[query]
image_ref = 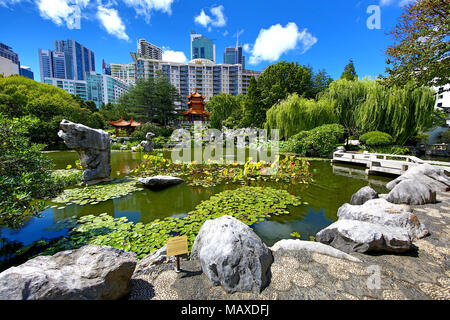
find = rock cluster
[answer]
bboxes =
[0,245,136,300]
[315,164,444,253]
[139,132,155,152]
[383,164,450,205]
[58,120,111,184]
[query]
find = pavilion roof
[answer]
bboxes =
[109,116,141,127]
[182,110,211,116]
[186,88,205,100]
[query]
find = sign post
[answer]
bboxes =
[166,236,188,273]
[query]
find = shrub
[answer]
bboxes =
[0,114,62,228]
[289,124,345,157]
[360,131,393,147]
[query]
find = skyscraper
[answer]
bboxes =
[190,31,215,62]
[137,39,162,60]
[223,46,245,70]
[39,39,95,82]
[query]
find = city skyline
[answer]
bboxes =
[1,1,413,83]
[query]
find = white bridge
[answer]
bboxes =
[332,150,450,176]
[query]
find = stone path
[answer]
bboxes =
[128,192,450,300]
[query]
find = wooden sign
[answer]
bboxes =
[166,236,188,257]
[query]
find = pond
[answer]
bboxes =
[0,150,393,267]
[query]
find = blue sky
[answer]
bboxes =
[0,0,414,82]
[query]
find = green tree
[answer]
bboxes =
[384,0,449,88]
[0,114,60,228]
[340,59,358,81]
[206,93,242,129]
[0,76,105,149]
[265,93,337,140]
[312,69,333,97]
[242,61,315,128]
[119,72,181,126]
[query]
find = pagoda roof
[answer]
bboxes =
[109,116,141,127]
[186,88,206,100]
[182,110,211,116]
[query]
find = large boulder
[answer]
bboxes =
[386,164,450,193]
[58,120,111,184]
[316,198,429,253]
[138,176,184,190]
[0,245,137,300]
[382,164,450,205]
[191,216,273,294]
[270,239,361,262]
[139,132,155,152]
[350,186,378,205]
[316,220,413,253]
[384,179,436,205]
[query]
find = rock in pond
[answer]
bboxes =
[138,176,184,190]
[0,245,136,300]
[58,119,111,184]
[316,198,429,253]
[191,216,273,294]
[350,186,378,205]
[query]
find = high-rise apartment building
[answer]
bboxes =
[131,54,260,110]
[20,66,34,80]
[44,72,129,108]
[39,39,95,82]
[190,31,215,62]
[111,62,136,86]
[137,39,162,60]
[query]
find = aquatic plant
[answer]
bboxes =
[40,186,302,259]
[133,154,313,187]
[51,180,143,208]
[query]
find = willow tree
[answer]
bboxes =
[265,93,337,140]
[357,82,436,144]
[318,79,368,139]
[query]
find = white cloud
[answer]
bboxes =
[194,9,212,27]
[248,22,318,65]
[210,5,226,27]
[0,0,26,8]
[162,49,187,63]
[122,0,174,23]
[243,43,251,53]
[97,6,129,41]
[36,0,88,29]
[194,5,227,29]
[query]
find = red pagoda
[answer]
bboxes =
[183,88,211,123]
[109,116,141,137]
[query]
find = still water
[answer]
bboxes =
[0,150,393,262]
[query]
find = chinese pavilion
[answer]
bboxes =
[183,88,211,123]
[109,116,141,137]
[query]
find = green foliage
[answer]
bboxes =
[0,76,105,149]
[360,131,393,147]
[99,102,128,122]
[242,61,316,128]
[51,169,82,189]
[340,59,358,81]
[134,154,313,187]
[319,79,436,145]
[41,187,303,258]
[0,114,62,227]
[206,93,243,129]
[265,93,337,140]
[289,124,345,157]
[290,232,301,238]
[131,122,173,140]
[384,0,449,88]
[118,72,181,126]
